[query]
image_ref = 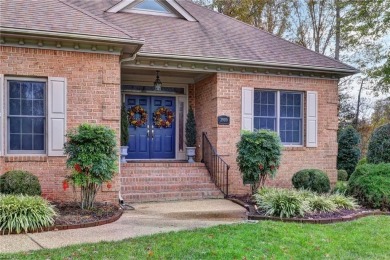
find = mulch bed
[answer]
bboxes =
[52,201,120,226]
[228,195,390,224]
[0,202,123,235]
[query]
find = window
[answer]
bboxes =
[7,79,46,154]
[133,0,170,13]
[254,90,303,145]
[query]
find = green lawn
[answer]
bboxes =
[2,216,390,260]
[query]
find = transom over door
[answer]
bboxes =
[126,95,175,159]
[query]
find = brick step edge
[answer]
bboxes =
[0,207,123,235]
[122,192,224,203]
[247,210,390,224]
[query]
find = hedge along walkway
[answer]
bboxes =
[0,199,246,253]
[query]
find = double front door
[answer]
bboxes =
[126,95,176,159]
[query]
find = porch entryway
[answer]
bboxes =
[125,95,176,159]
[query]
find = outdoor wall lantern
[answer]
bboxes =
[154,70,162,91]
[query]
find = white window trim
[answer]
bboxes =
[106,0,197,21]
[254,90,304,147]
[4,77,47,155]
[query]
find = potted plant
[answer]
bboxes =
[120,104,129,163]
[185,106,197,163]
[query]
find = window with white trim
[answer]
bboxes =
[254,90,303,145]
[7,78,46,154]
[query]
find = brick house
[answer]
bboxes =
[0,0,357,203]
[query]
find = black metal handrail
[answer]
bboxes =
[201,132,230,197]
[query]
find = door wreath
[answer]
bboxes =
[153,107,174,128]
[128,105,148,128]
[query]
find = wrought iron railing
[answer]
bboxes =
[201,132,230,197]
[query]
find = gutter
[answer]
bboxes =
[137,52,359,75]
[0,27,145,46]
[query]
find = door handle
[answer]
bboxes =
[147,125,150,138]
[151,125,154,139]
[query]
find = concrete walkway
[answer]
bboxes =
[0,199,247,254]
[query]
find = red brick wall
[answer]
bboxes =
[0,46,120,203]
[192,74,219,161]
[193,72,339,195]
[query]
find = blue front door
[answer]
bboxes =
[126,95,175,159]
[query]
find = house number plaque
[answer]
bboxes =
[217,115,230,125]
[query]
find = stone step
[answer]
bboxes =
[122,191,224,203]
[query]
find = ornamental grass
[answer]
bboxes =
[0,194,56,235]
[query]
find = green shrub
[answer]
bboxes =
[329,194,358,210]
[185,106,197,147]
[307,195,336,213]
[120,104,129,146]
[237,130,282,193]
[0,170,41,196]
[337,126,360,176]
[332,181,348,195]
[357,157,367,166]
[64,124,118,209]
[367,123,390,164]
[0,195,56,234]
[292,169,331,193]
[255,188,308,218]
[347,163,390,210]
[337,170,348,181]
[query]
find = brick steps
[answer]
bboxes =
[120,162,224,203]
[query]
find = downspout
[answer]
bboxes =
[118,52,137,209]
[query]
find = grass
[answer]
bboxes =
[1,216,389,259]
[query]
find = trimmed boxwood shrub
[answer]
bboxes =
[0,170,41,196]
[347,163,390,210]
[337,126,360,176]
[367,123,390,164]
[337,170,348,181]
[0,194,56,234]
[292,169,330,193]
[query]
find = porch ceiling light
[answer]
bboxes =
[154,70,162,91]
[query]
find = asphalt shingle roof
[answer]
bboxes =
[1,0,356,73]
[0,0,134,40]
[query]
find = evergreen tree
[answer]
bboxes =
[185,106,197,147]
[337,126,361,177]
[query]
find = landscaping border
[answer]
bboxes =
[228,198,390,224]
[1,208,123,235]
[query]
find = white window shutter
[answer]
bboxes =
[0,74,4,156]
[306,91,318,147]
[242,87,254,131]
[48,77,67,156]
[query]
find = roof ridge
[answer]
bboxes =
[57,0,135,40]
[185,0,357,71]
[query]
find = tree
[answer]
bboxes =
[64,124,118,209]
[236,130,282,194]
[209,0,293,37]
[337,126,361,177]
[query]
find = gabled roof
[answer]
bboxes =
[0,0,140,42]
[1,0,357,74]
[68,0,357,74]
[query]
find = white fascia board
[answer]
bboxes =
[106,0,135,13]
[166,0,197,21]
